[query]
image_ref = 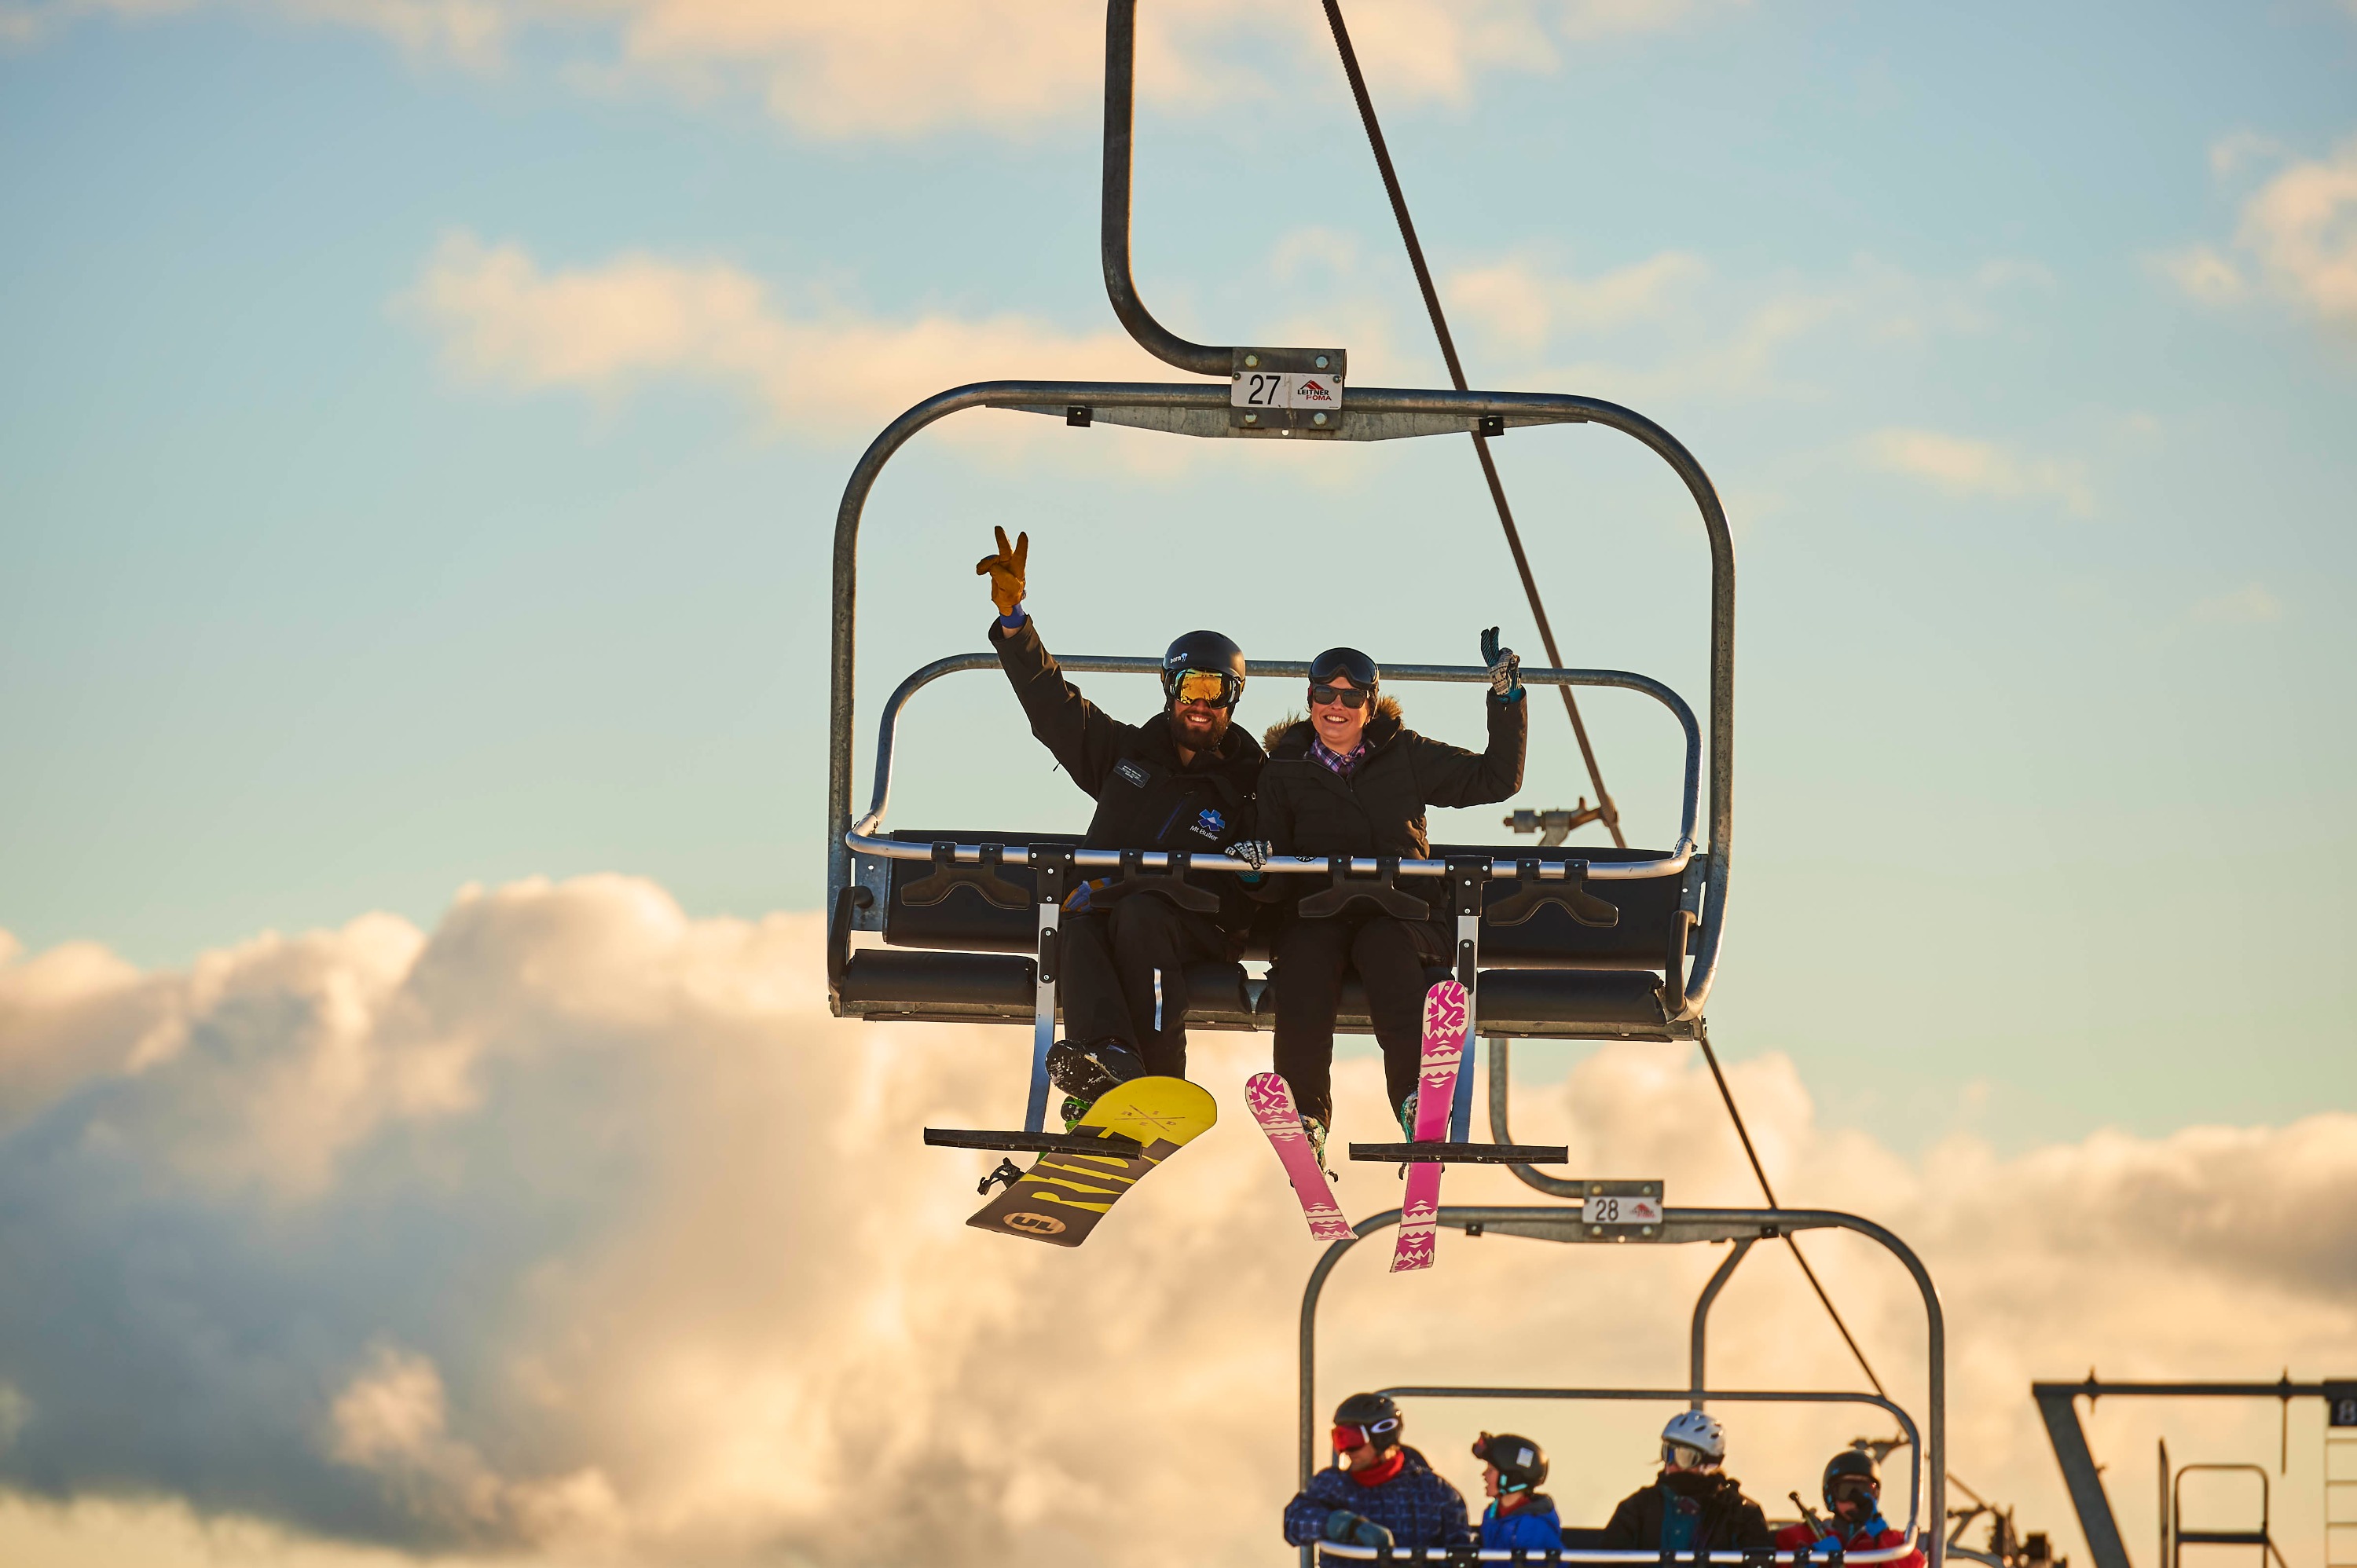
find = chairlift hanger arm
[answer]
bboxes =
[1100,0,1226,376]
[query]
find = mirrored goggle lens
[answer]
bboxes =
[1172,670,1234,705]
[1332,1425,1368,1452]
[1308,683,1370,709]
[1666,1443,1708,1467]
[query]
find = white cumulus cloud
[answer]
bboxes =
[0,0,1750,137]
[2164,133,2357,331]
[401,232,1166,435]
[1,878,2352,1566]
[1864,427,2094,516]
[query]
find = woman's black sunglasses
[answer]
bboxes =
[1307,683,1371,709]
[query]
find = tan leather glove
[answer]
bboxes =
[975,526,1028,617]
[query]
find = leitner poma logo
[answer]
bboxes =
[1294,378,1335,403]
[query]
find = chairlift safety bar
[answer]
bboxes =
[1315,1548,1922,1564]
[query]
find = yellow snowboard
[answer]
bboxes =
[966,1076,1217,1247]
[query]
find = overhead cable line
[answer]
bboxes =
[1321,0,1891,1412]
[1320,0,1625,848]
[1698,1024,1890,1401]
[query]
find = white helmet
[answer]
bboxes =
[1661,1410,1727,1464]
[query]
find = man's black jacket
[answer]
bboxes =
[1257,692,1526,862]
[990,614,1264,935]
[1599,1470,1774,1552]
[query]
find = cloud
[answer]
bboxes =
[1437,251,2047,405]
[1864,427,2095,515]
[2165,134,2357,330]
[2153,244,2247,302]
[2236,136,2357,327]
[2,0,1747,136]
[1450,250,1712,352]
[2,878,2355,1566]
[2191,583,2282,625]
[402,232,1164,435]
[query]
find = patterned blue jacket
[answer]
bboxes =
[1284,1446,1474,1551]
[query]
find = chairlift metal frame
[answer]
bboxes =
[1296,1204,1947,1568]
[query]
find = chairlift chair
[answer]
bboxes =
[825,1,1733,1154]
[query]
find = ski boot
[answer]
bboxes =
[1302,1112,1331,1175]
[1047,1036,1148,1133]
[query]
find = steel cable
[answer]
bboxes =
[1320,0,1624,847]
[1320,0,1893,1415]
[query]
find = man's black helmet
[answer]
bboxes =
[1163,630,1246,709]
[1333,1392,1402,1448]
[1474,1431,1549,1493]
[1310,646,1379,691]
[1824,1449,1881,1509]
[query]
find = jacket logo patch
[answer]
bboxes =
[1190,808,1226,841]
[1114,760,1150,788]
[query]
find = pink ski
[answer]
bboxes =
[1247,1072,1351,1241]
[1390,979,1471,1273]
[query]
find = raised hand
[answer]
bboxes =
[1479,625,1523,699]
[975,526,1028,617]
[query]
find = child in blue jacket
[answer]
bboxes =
[1475,1431,1565,1552]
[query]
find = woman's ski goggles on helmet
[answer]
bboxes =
[1308,683,1372,709]
[1663,1442,1713,1469]
[1309,646,1380,690]
[1165,669,1241,708]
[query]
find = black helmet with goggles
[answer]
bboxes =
[1824,1449,1881,1513]
[1331,1391,1403,1456]
[1163,630,1246,710]
[1307,647,1379,709]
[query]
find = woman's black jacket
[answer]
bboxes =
[1256,691,1526,863]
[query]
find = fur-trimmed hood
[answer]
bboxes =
[1264,693,1406,758]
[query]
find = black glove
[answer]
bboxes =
[1325,1509,1395,1548]
[1480,625,1523,701]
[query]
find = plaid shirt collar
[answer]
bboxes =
[1309,736,1368,776]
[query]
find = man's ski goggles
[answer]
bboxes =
[1333,1420,1399,1452]
[1829,1478,1879,1506]
[1308,682,1372,709]
[1166,669,1241,708]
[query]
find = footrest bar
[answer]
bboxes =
[925,1127,1146,1156]
[1347,1141,1573,1164]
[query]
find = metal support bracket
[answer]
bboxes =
[1025,847,1076,1134]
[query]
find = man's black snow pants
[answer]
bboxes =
[1270,911,1450,1127]
[1059,892,1229,1079]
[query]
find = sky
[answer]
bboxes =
[2,1,2355,1564]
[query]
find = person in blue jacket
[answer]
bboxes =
[1284,1393,1473,1555]
[1475,1431,1565,1551]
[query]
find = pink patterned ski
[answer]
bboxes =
[1390,979,1471,1273]
[1247,1072,1352,1241]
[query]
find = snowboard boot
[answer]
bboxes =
[1396,1089,1420,1140]
[1047,1036,1147,1132]
[1303,1113,1332,1176]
